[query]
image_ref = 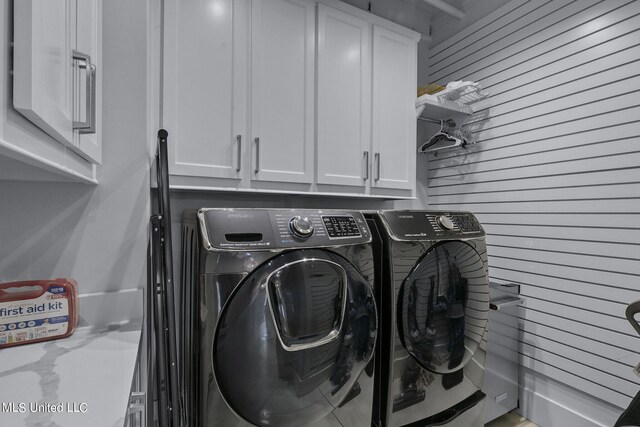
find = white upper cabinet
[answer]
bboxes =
[14,0,73,146]
[316,3,371,188]
[250,0,315,184]
[372,24,417,192]
[163,0,247,180]
[74,0,101,163]
[163,0,314,187]
[159,0,418,198]
[13,0,101,165]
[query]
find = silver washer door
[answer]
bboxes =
[398,241,489,374]
[213,249,377,427]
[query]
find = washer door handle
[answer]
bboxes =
[266,258,348,352]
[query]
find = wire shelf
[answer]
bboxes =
[436,82,489,107]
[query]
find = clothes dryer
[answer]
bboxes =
[180,208,378,427]
[365,210,489,427]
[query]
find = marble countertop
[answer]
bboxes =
[0,322,142,427]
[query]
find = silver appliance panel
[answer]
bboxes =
[378,210,484,241]
[213,249,377,427]
[197,208,371,251]
[397,241,488,375]
[483,283,522,423]
[365,211,490,427]
[181,208,378,427]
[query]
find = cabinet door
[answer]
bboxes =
[14,0,74,148]
[251,0,314,184]
[73,0,101,164]
[371,25,416,191]
[163,0,247,179]
[14,0,101,165]
[316,4,371,188]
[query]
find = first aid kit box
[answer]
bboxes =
[0,278,79,348]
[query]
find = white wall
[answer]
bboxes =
[0,0,150,327]
[425,0,640,425]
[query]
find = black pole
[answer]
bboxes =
[151,215,169,427]
[154,129,181,426]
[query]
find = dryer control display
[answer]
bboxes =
[323,216,361,238]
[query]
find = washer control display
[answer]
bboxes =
[323,216,361,238]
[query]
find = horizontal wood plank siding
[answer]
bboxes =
[426,0,640,423]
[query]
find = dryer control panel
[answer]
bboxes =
[198,209,371,250]
[379,210,484,241]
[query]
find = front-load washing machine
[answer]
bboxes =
[365,210,490,427]
[180,208,378,427]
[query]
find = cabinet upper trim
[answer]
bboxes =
[316,0,421,41]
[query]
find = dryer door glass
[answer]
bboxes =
[213,249,377,427]
[398,241,488,374]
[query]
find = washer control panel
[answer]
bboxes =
[198,209,371,250]
[436,215,454,231]
[272,211,369,246]
[323,216,362,238]
[289,216,314,238]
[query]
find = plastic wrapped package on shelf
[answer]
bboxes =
[437,81,489,107]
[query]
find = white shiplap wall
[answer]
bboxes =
[425,0,640,425]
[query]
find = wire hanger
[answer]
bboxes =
[418,119,466,154]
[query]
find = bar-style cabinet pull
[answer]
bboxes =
[72,50,96,134]
[254,137,260,173]
[374,152,380,181]
[236,135,242,172]
[363,151,369,181]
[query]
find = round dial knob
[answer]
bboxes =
[436,215,454,231]
[289,216,314,238]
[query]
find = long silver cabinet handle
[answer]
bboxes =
[254,137,260,173]
[374,152,380,181]
[236,135,242,172]
[72,50,96,134]
[363,151,369,181]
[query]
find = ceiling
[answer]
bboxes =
[339,0,511,46]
